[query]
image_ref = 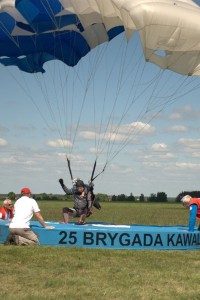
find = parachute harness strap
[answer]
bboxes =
[67,158,73,181]
[91,161,107,182]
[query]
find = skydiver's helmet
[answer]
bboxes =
[75,180,84,188]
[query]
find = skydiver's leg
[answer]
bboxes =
[62,207,76,223]
[77,209,88,224]
[78,214,87,225]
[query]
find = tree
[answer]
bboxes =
[148,193,157,202]
[7,192,16,200]
[96,193,109,202]
[127,193,135,201]
[157,192,167,202]
[117,194,126,201]
[139,194,145,202]
[112,195,117,202]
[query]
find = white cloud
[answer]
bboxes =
[151,143,168,151]
[80,131,96,140]
[24,160,37,165]
[167,125,188,132]
[14,124,36,131]
[89,147,103,154]
[175,162,200,170]
[109,163,133,174]
[0,138,7,146]
[47,139,72,148]
[143,162,161,168]
[118,122,155,134]
[169,106,200,120]
[0,156,16,164]
[191,152,200,158]
[79,122,154,143]
[178,138,200,148]
[57,152,86,163]
[169,113,182,120]
[80,130,126,142]
[159,153,175,159]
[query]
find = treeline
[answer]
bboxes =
[111,192,168,202]
[175,191,200,202]
[1,191,173,203]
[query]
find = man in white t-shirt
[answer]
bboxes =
[5,187,54,246]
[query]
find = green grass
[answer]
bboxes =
[1,202,200,300]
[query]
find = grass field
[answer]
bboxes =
[1,201,200,300]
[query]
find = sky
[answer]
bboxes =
[1,30,200,197]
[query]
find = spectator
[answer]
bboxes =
[0,199,14,220]
[180,195,200,232]
[5,187,54,246]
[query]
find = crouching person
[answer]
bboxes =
[5,187,54,246]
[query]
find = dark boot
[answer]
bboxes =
[4,233,16,245]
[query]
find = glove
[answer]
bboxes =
[59,178,64,185]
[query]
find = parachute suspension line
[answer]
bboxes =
[0,13,65,137]
[33,70,73,158]
[83,42,109,163]
[0,20,20,48]
[99,39,156,163]
[69,39,110,158]
[103,51,148,162]
[104,75,200,166]
[103,69,169,164]
[52,36,73,156]
[100,36,162,164]
[40,0,59,30]
[153,75,200,112]
[3,66,52,129]
[103,37,129,159]
[93,36,128,160]
[108,110,162,164]
[0,27,60,133]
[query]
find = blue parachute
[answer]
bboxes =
[0,0,124,72]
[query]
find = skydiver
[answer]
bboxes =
[72,177,101,210]
[59,178,100,225]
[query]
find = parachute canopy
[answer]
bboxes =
[1,0,200,183]
[0,0,200,75]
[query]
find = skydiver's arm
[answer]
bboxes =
[188,204,198,232]
[59,179,73,195]
[61,184,73,195]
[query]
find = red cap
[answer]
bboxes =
[21,187,31,194]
